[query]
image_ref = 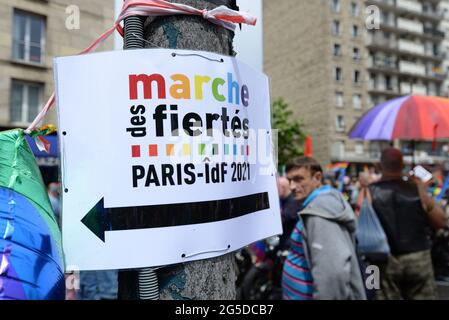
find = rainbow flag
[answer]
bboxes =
[0,129,64,300]
[326,162,349,172]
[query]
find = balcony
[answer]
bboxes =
[399,60,426,75]
[366,37,445,62]
[377,21,444,42]
[397,0,422,14]
[423,27,445,38]
[399,82,430,95]
[368,84,402,97]
[331,145,381,163]
[368,55,397,69]
[366,35,397,49]
[365,0,444,22]
[398,39,424,54]
[397,17,424,33]
[402,141,449,165]
[368,57,445,82]
[400,82,412,94]
[411,84,427,95]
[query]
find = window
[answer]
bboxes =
[370,95,380,106]
[385,75,393,90]
[332,141,345,159]
[353,94,362,109]
[332,0,341,13]
[353,70,361,84]
[335,67,343,82]
[333,43,342,56]
[10,80,43,124]
[336,115,345,132]
[355,142,364,154]
[12,10,45,64]
[370,73,378,89]
[335,91,344,107]
[352,25,359,37]
[433,43,439,56]
[353,47,360,60]
[381,11,389,25]
[332,20,341,35]
[351,2,359,16]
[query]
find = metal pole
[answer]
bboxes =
[119,10,159,300]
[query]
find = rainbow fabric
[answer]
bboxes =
[326,162,349,172]
[349,95,449,140]
[0,129,64,300]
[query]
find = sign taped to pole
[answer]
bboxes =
[55,49,281,271]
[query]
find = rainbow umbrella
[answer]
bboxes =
[0,129,64,300]
[349,95,449,141]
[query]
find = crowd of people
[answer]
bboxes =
[48,148,449,300]
[244,148,449,300]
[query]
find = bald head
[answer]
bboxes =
[277,176,291,199]
[380,148,404,174]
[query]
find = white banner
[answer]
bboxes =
[55,49,282,271]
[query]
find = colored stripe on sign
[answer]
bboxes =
[224,144,229,155]
[199,144,206,156]
[212,144,219,155]
[132,145,141,158]
[183,144,191,156]
[166,144,175,156]
[149,144,158,157]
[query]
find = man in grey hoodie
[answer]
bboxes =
[282,157,366,300]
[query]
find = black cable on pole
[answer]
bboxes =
[121,11,160,301]
[124,16,146,49]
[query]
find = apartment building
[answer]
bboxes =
[441,0,449,95]
[0,0,114,182]
[0,0,114,131]
[368,0,445,99]
[264,0,447,165]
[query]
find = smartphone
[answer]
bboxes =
[410,165,433,183]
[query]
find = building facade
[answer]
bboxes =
[0,0,114,183]
[264,0,448,165]
[441,0,449,94]
[0,0,115,131]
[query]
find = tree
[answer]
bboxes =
[272,98,307,168]
[141,0,239,300]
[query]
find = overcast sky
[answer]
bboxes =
[114,0,263,71]
[233,0,263,71]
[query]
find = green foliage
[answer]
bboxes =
[272,98,307,167]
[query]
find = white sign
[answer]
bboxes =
[55,49,282,271]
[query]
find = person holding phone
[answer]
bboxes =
[369,148,448,300]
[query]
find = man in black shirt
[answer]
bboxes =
[370,148,447,300]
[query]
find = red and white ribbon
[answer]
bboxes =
[119,0,256,31]
[25,0,256,134]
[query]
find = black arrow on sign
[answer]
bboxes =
[81,192,270,242]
